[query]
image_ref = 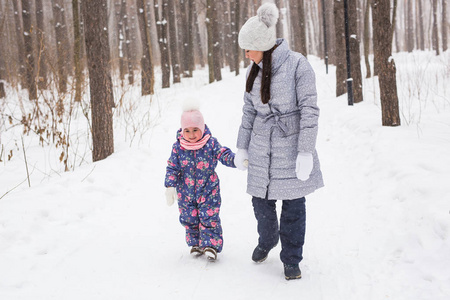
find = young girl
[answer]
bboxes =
[164,100,236,260]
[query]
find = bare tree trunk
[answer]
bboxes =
[232,0,240,75]
[12,0,26,87]
[225,0,235,73]
[288,1,297,52]
[241,0,250,68]
[214,0,222,80]
[128,3,139,70]
[35,0,48,90]
[116,0,126,82]
[175,0,185,74]
[300,0,308,56]
[180,0,188,76]
[290,0,307,56]
[363,0,371,78]
[137,0,155,95]
[81,0,114,162]
[206,0,215,83]
[275,0,284,38]
[52,0,69,94]
[406,0,414,52]
[211,0,222,81]
[155,0,170,88]
[0,5,4,98]
[21,0,36,100]
[349,0,363,103]
[326,0,336,65]
[168,0,181,83]
[391,0,398,49]
[72,0,83,102]
[192,0,205,68]
[186,0,194,76]
[417,0,425,50]
[432,0,440,54]
[0,5,5,98]
[180,0,192,77]
[371,0,379,75]
[218,1,227,69]
[372,0,400,127]
[317,0,324,59]
[334,0,347,97]
[122,1,134,85]
[443,0,448,52]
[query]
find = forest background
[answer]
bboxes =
[0,0,448,183]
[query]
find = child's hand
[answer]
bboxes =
[165,187,177,206]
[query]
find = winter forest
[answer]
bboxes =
[0,0,448,164]
[1,0,450,299]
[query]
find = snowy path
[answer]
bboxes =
[1,57,449,299]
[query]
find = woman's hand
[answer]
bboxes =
[165,187,177,206]
[235,149,249,170]
[295,152,313,181]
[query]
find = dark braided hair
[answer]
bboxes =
[245,45,277,104]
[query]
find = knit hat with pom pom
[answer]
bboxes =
[180,98,205,135]
[238,3,279,51]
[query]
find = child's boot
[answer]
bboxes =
[204,247,217,261]
[190,246,204,256]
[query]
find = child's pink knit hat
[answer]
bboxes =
[180,98,205,135]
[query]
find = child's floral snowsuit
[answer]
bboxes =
[165,125,235,252]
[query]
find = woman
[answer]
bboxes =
[234,3,324,280]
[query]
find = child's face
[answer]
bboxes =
[183,127,202,143]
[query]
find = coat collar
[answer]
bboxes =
[256,39,291,75]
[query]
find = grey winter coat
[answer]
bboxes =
[237,38,324,200]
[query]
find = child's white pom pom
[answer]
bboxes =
[257,3,279,28]
[182,97,201,112]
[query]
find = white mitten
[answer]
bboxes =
[235,149,249,170]
[165,187,177,206]
[295,152,313,181]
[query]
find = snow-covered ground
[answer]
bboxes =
[1,51,449,300]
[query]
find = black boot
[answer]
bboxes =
[252,245,272,263]
[284,264,302,280]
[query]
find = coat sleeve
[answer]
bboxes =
[212,138,236,168]
[295,56,320,153]
[164,143,181,188]
[237,66,257,150]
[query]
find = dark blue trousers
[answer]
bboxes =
[252,196,306,265]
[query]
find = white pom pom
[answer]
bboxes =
[182,97,201,112]
[257,3,279,28]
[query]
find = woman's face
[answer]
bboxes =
[245,50,263,64]
[183,127,202,143]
